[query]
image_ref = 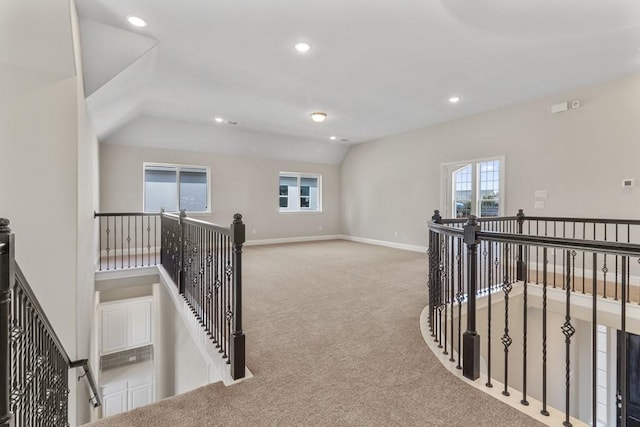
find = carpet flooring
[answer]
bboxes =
[89,240,543,426]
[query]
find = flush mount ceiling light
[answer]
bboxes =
[126,15,147,27]
[449,96,461,103]
[214,117,224,123]
[330,136,337,140]
[294,42,311,53]
[310,112,327,123]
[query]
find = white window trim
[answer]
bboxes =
[143,162,212,214]
[278,172,323,213]
[440,156,505,218]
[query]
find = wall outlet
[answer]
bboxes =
[318,225,323,231]
[251,229,256,235]
[128,356,137,362]
[394,231,399,237]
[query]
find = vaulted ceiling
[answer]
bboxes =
[76,0,640,164]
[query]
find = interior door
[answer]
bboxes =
[617,331,640,426]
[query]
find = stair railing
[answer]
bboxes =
[427,209,640,426]
[96,211,247,381]
[0,219,101,427]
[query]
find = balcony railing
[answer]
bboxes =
[0,219,101,427]
[95,211,246,380]
[427,210,640,426]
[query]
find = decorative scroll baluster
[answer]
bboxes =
[561,251,575,427]
[541,247,549,417]
[521,246,529,406]
[485,242,493,388]
[501,243,512,397]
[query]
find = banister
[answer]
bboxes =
[69,360,101,408]
[2,219,101,427]
[15,265,102,408]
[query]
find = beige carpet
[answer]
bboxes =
[89,240,543,426]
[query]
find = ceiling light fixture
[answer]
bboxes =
[126,15,147,28]
[449,96,461,103]
[330,136,337,140]
[214,117,224,123]
[310,112,327,123]
[294,42,311,53]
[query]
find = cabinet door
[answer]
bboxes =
[103,389,127,417]
[128,382,153,410]
[101,305,127,354]
[128,300,152,348]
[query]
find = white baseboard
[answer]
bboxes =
[245,234,341,246]
[340,235,427,253]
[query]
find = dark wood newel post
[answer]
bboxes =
[230,213,246,380]
[178,210,187,294]
[428,210,442,333]
[516,209,525,281]
[0,219,14,426]
[463,215,481,380]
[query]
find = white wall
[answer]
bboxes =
[154,282,209,399]
[0,0,99,424]
[341,73,640,247]
[99,143,342,240]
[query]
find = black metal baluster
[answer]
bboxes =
[134,215,138,268]
[105,217,111,270]
[521,245,529,406]
[127,216,131,268]
[98,217,102,271]
[621,256,628,425]
[214,231,220,348]
[456,240,463,370]
[146,216,151,267]
[451,239,460,363]
[541,247,549,416]
[562,251,575,427]
[501,243,512,397]
[582,223,586,294]
[486,242,493,388]
[118,216,122,269]
[592,252,598,427]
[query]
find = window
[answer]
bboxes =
[279,173,321,212]
[144,163,209,212]
[442,157,504,218]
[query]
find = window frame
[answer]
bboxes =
[440,156,505,219]
[143,162,211,214]
[278,172,322,213]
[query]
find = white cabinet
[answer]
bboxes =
[102,385,127,417]
[100,297,153,355]
[102,376,154,417]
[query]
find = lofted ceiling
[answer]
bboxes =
[76,0,640,164]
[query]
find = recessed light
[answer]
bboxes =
[126,16,147,28]
[294,42,311,53]
[214,117,224,123]
[310,112,327,123]
[449,96,461,103]
[330,136,337,140]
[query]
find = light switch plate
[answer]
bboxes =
[534,190,548,199]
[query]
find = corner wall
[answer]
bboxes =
[341,73,640,247]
